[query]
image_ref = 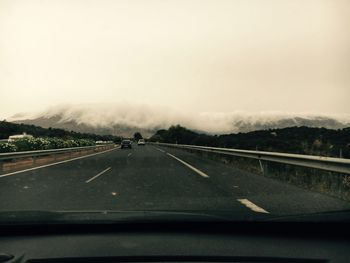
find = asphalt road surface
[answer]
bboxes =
[1,144,350,217]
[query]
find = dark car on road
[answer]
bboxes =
[121,139,132,149]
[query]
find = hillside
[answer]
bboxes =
[0,121,121,142]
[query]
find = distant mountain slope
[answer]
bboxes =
[0,120,120,142]
[8,103,350,136]
[11,115,156,138]
[231,116,349,133]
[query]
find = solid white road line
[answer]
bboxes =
[237,199,269,214]
[85,167,111,183]
[154,147,166,153]
[0,147,117,178]
[166,153,209,178]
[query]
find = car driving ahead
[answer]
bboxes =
[121,139,132,149]
[138,139,145,145]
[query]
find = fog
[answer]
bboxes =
[1,0,350,120]
[9,103,350,135]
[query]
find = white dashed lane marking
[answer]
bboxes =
[237,199,269,213]
[85,167,112,183]
[154,147,166,153]
[166,153,209,178]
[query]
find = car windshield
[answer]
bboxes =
[0,0,350,224]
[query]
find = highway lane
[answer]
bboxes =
[0,144,350,217]
[155,146,350,215]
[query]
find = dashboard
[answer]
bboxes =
[0,222,349,263]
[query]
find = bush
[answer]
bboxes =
[11,137,95,152]
[77,139,95,147]
[14,137,39,151]
[0,143,17,153]
[47,137,66,149]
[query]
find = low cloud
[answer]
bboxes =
[8,102,350,134]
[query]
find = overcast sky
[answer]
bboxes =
[1,0,349,119]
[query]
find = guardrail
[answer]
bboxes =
[149,142,350,175]
[0,144,114,172]
[0,144,116,162]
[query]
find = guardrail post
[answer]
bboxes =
[259,159,264,175]
[264,161,268,176]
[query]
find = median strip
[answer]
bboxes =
[237,198,269,213]
[166,153,209,178]
[85,167,112,183]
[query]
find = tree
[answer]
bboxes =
[134,132,143,141]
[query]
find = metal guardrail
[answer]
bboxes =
[150,142,350,175]
[0,144,115,161]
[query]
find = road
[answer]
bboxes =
[0,144,350,216]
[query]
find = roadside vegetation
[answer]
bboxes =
[150,125,350,158]
[0,121,121,153]
[0,137,96,153]
[133,132,143,141]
